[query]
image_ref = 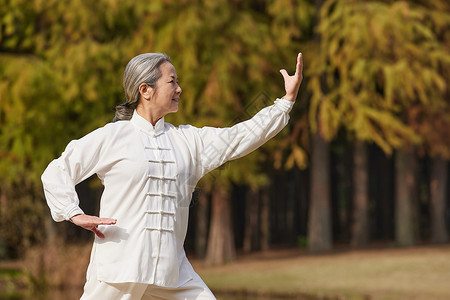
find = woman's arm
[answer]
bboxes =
[41,126,116,238]
[193,53,304,176]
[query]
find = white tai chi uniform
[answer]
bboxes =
[41,98,294,299]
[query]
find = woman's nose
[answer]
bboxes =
[176,84,182,94]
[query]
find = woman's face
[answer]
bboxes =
[151,62,182,115]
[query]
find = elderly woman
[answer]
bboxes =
[41,52,303,300]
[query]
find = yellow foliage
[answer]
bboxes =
[308,0,450,155]
[285,145,308,170]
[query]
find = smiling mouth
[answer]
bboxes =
[172,98,179,102]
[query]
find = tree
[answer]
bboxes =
[429,156,448,243]
[206,180,236,265]
[351,140,369,247]
[395,148,417,246]
[308,131,332,252]
[309,0,450,247]
[243,188,260,253]
[304,0,333,253]
[194,189,209,259]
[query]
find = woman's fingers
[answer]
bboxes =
[91,226,106,239]
[91,218,116,239]
[280,53,303,79]
[97,218,117,225]
[296,53,303,79]
[71,214,116,226]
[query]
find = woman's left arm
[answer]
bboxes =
[193,53,303,176]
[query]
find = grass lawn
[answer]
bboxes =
[193,244,450,300]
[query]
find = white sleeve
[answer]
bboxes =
[195,98,294,176]
[41,126,111,222]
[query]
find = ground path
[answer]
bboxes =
[192,244,450,300]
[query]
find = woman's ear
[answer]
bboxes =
[138,83,153,101]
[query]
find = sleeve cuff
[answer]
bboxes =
[64,205,85,221]
[274,98,295,113]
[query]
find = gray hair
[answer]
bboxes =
[113,53,171,122]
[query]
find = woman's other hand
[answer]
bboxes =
[280,52,303,102]
[70,214,117,238]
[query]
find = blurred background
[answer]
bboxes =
[1,0,450,299]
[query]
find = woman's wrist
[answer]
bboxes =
[282,93,297,102]
[69,213,83,223]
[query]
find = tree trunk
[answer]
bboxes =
[260,186,270,251]
[206,183,235,265]
[45,215,58,247]
[308,132,332,252]
[243,188,259,253]
[429,156,449,243]
[378,149,394,240]
[0,191,8,257]
[351,140,369,247]
[195,189,209,259]
[395,149,416,247]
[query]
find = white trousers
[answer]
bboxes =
[80,260,216,300]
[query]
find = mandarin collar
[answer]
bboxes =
[130,110,165,137]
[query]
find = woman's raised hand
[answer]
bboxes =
[280,53,303,102]
[70,214,117,238]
